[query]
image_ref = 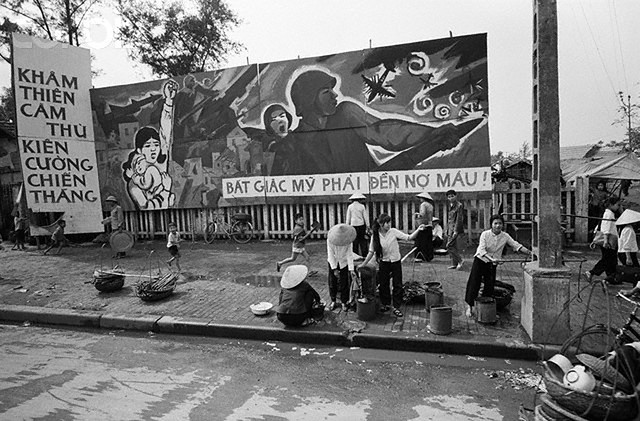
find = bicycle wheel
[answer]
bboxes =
[204,222,217,244]
[560,324,618,361]
[230,221,253,244]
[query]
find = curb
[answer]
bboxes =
[0,304,543,360]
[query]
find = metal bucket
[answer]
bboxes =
[475,297,497,324]
[428,305,452,335]
[357,298,376,321]
[425,285,444,312]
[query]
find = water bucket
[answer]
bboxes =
[425,287,444,312]
[428,306,452,335]
[357,298,376,321]
[475,297,497,324]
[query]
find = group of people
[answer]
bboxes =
[585,196,640,290]
[274,189,534,327]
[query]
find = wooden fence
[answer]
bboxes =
[120,197,494,242]
[492,180,578,240]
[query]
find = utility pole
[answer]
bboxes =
[619,92,633,143]
[521,0,571,344]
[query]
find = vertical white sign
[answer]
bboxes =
[12,33,102,233]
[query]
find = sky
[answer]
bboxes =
[1,0,639,154]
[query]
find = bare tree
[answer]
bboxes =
[613,91,640,152]
[0,0,102,63]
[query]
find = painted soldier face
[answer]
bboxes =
[270,109,290,138]
[140,137,160,164]
[315,87,338,116]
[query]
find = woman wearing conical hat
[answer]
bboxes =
[276,265,321,327]
[616,209,640,268]
[326,224,357,311]
[346,193,369,258]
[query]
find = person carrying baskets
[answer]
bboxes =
[102,195,127,259]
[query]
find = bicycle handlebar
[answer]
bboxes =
[617,292,640,307]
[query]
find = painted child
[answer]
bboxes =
[128,153,167,209]
[277,213,311,272]
[166,222,181,271]
[43,220,68,255]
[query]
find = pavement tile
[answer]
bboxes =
[0,238,630,360]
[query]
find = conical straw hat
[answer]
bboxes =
[576,353,632,392]
[348,193,366,201]
[616,209,640,226]
[416,191,433,202]
[327,224,357,246]
[280,265,308,289]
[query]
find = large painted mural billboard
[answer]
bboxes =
[91,33,490,210]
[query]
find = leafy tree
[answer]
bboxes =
[115,0,242,78]
[0,87,15,122]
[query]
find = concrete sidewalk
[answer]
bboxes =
[0,238,629,361]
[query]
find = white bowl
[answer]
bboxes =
[250,302,273,316]
[563,365,596,392]
[547,354,573,376]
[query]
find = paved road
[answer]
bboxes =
[0,323,541,420]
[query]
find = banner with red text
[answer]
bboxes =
[12,33,102,233]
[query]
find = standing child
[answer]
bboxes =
[13,211,27,251]
[166,222,181,271]
[43,219,68,255]
[277,213,311,272]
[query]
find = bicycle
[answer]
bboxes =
[204,211,254,244]
[560,288,640,360]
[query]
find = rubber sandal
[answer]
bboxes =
[393,308,403,318]
[301,318,316,327]
[328,301,337,311]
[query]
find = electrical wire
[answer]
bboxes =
[577,2,619,98]
[567,3,616,123]
[610,0,629,95]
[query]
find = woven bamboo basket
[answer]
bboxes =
[539,393,588,421]
[544,372,637,420]
[93,270,125,292]
[136,272,178,302]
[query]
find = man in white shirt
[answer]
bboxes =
[346,193,370,258]
[327,224,357,311]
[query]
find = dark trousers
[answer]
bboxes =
[465,257,497,307]
[619,253,640,267]
[414,226,433,261]
[352,225,368,257]
[592,246,618,278]
[277,293,315,327]
[377,260,403,308]
[447,233,463,265]
[328,263,350,303]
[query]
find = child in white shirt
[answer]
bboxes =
[166,222,181,271]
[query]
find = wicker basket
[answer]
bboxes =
[544,372,638,420]
[539,393,587,420]
[93,270,125,292]
[136,273,177,302]
[136,286,175,301]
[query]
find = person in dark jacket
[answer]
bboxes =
[276,265,321,327]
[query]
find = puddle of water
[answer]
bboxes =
[233,275,281,288]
